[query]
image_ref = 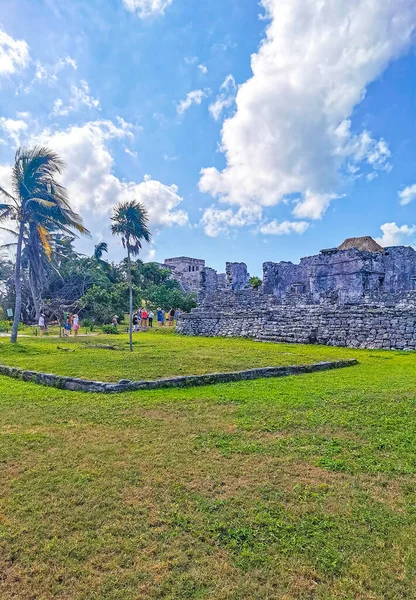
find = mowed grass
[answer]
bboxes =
[0,330,354,382]
[0,338,416,599]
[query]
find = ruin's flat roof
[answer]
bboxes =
[164,257,205,262]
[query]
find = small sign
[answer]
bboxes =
[7,308,13,317]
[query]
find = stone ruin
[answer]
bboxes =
[163,256,207,293]
[176,237,416,350]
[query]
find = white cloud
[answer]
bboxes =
[123,0,172,18]
[199,0,416,222]
[177,89,207,115]
[198,64,208,75]
[0,117,28,146]
[52,80,100,116]
[399,184,416,206]
[34,55,77,82]
[259,219,309,235]
[376,222,416,247]
[31,120,188,245]
[209,75,236,121]
[0,28,29,76]
[184,56,198,65]
[292,191,340,220]
[201,205,262,238]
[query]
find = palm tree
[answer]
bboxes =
[111,200,151,352]
[0,146,89,342]
[94,241,108,260]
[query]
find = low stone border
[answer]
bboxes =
[0,359,358,393]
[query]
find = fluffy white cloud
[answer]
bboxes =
[201,205,262,238]
[22,119,189,252]
[123,0,172,18]
[259,219,309,235]
[0,28,29,76]
[209,75,236,121]
[198,64,208,75]
[376,222,416,247]
[200,0,416,221]
[399,184,416,206]
[292,191,340,220]
[177,90,207,115]
[52,80,100,116]
[0,117,28,146]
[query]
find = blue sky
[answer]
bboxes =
[0,0,415,276]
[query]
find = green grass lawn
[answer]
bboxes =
[0,330,356,382]
[0,336,415,599]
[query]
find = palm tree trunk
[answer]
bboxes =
[11,221,25,343]
[127,248,133,352]
[29,267,40,322]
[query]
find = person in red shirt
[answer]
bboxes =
[141,308,148,328]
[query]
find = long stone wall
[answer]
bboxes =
[177,290,416,350]
[0,360,357,393]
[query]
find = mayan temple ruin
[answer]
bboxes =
[176,237,416,350]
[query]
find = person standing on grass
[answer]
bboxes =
[148,310,154,328]
[157,307,163,326]
[112,315,118,328]
[68,313,73,335]
[64,317,71,337]
[73,314,80,336]
[141,307,148,328]
[168,307,175,326]
[133,312,139,332]
[39,313,45,337]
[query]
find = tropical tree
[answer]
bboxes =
[111,200,151,351]
[94,241,108,260]
[0,146,89,342]
[249,276,262,290]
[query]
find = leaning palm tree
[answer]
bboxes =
[111,201,151,352]
[0,146,89,342]
[94,241,108,260]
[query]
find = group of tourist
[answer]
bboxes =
[131,307,177,330]
[38,307,180,336]
[63,313,80,337]
[132,307,154,330]
[38,312,80,337]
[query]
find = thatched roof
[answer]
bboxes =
[337,236,384,253]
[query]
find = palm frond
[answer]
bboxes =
[0,186,15,202]
[111,200,151,256]
[0,226,18,237]
[36,225,52,260]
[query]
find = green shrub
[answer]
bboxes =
[81,318,95,332]
[101,324,120,334]
[0,320,11,333]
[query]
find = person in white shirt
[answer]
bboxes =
[39,314,45,337]
[73,314,80,336]
[148,311,154,328]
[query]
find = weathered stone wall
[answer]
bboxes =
[262,246,416,304]
[0,359,357,393]
[164,256,205,293]
[177,289,416,350]
[226,262,250,291]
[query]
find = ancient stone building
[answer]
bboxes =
[197,237,416,303]
[177,237,416,350]
[163,257,205,293]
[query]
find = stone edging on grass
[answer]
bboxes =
[0,359,358,393]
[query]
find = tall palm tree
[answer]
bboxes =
[111,200,151,352]
[94,241,108,260]
[0,146,89,342]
